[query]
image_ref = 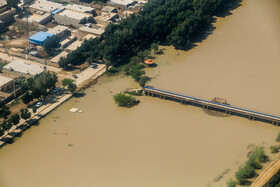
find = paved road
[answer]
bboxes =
[251,157,280,187]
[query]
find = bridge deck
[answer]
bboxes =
[143,87,280,123]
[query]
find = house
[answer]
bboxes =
[33,13,52,25]
[0,0,7,9]
[50,51,68,64]
[47,25,70,39]
[29,0,63,13]
[65,40,82,52]
[94,12,118,25]
[20,0,34,5]
[83,34,96,40]
[64,3,95,14]
[29,31,54,45]
[78,26,105,37]
[102,6,117,13]
[53,9,89,28]
[0,75,14,92]
[109,0,136,9]
[60,35,76,50]
[3,60,44,77]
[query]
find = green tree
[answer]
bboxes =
[7,0,19,9]
[0,104,10,118]
[0,128,4,137]
[227,179,236,187]
[8,113,20,127]
[58,56,69,69]
[43,35,61,55]
[20,108,31,120]
[1,120,12,133]
[151,42,159,55]
[114,93,137,107]
[32,106,37,113]
[22,92,33,105]
[62,79,77,93]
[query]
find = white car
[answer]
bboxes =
[52,87,60,93]
[35,102,43,108]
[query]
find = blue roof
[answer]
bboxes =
[51,8,63,15]
[29,31,54,45]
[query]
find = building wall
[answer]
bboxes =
[0,80,14,92]
[53,14,86,28]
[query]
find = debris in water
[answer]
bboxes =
[68,144,74,147]
[69,108,79,113]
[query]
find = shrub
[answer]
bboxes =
[139,76,149,87]
[227,178,236,187]
[270,145,280,154]
[114,93,137,107]
[276,132,280,142]
[235,164,255,184]
[249,147,267,163]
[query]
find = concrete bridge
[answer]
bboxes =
[143,86,280,125]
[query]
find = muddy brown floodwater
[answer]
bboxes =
[0,0,280,186]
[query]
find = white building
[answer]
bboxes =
[53,9,89,28]
[64,3,95,14]
[109,0,136,9]
[3,60,43,77]
[47,25,70,38]
[29,0,63,13]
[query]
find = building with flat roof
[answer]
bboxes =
[64,3,94,14]
[29,31,54,45]
[83,34,96,40]
[50,51,68,64]
[47,25,70,38]
[29,0,63,13]
[102,6,117,13]
[79,26,105,36]
[3,60,44,77]
[109,0,136,9]
[94,12,118,25]
[0,0,7,9]
[0,75,13,92]
[65,40,82,52]
[53,9,88,28]
[33,13,52,25]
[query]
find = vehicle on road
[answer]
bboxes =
[52,87,60,93]
[35,102,43,108]
[90,63,98,68]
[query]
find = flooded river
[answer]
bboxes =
[0,0,280,186]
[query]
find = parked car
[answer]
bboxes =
[91,63,98,68]
[52,87,60,93]
[35,102,43,108]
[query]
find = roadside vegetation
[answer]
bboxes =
[62,79,77,94]
[21,71,58,105]
[114,93,139,107]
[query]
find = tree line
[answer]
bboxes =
[59,0,232,69]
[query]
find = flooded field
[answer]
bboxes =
[0,0,280,186]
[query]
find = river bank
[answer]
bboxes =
[0,0,279,186]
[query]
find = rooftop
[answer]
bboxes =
[50,51,68,63]
[83,34,97,40]
[79,26,105,36]
[95,12,117,22]
[29,0,63,12]
[102,6,116,13]
[29,31,54,45]
[58,9,88,20]
[0,0,7,8]
[65,40,82,51]
[3,60,44,76]
[110,0,135,6]
[47,25,69,35]
[64,3,94,14]
[0,75,13,87]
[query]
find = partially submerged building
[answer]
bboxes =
[29,31,54,45]
[3,60,44,77]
